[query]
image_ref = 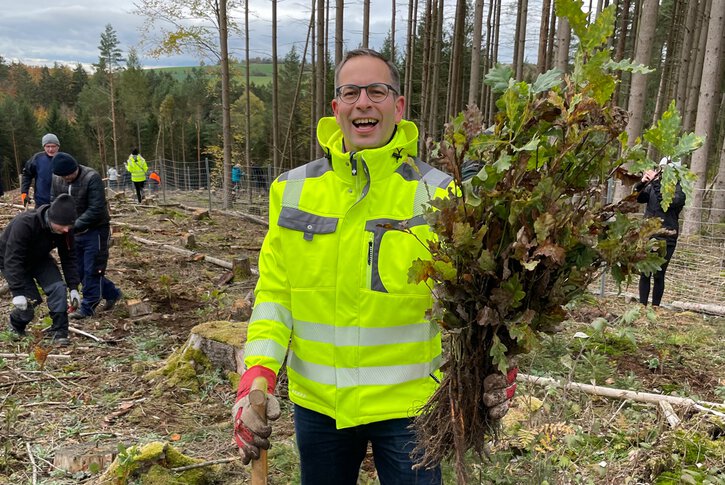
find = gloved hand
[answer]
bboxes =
[483,366,518,420]
[12,295,28,311]
[69,290,81,310]
[21,193,29,208]
[232,365,280,464]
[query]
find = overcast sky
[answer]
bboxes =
[0,0,538,70]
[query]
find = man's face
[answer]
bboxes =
[60,168,79,184]
[331,56,405,153]
[50,222,72,234]
[44,144,59,157]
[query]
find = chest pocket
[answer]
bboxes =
[365,215,432,294]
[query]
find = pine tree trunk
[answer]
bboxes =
[335,0,343,65]
[546,6,557,70]
[391,0,396,61]
[675,0,700,113]
[709,105,725,223]
[447,0,466,118]
[404,0,418,120]
[537,0,552,74]
[272,0,280,176]
[683,0,724,234]
[612,0,631,106]
[514,0,528,80]
[555,18,571,73]
[221,0,233,209]
[684,0,712,133]
[488,0,502,124]
[362,0,370,48]
[469,0,485,106]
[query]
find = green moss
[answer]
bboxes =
[144,346,213,394]
[190,320,248,349]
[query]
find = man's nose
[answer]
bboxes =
[356,88,373,106]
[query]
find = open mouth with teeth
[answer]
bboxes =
[353,118,378,128]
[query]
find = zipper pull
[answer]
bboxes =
[350,152,357,176]
[368,240,373,265]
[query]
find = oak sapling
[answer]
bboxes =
[407,0,702,481]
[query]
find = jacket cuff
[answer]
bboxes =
[237,365,276,398]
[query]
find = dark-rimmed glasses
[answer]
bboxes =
[335,83,398,104]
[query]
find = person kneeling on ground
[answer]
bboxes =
[52,152,122,320]
[0,194,81,346]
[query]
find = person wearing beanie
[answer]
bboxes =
[20,133,61,208]
[0,194,81,346]
[52,153,122,319]
[125,148,148,203]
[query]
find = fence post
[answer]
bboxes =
[600,177,615,297]
[205,157,212,212]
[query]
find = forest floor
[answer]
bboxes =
[0,189,723,485]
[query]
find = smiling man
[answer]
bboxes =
[232,49,516,484]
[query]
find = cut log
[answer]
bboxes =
[53,443,119,473]
[232,257,251,279]
[230,297,253,321]
[181,232,196,249]
[126,299,153,318]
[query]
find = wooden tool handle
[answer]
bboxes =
[249,376,268,485]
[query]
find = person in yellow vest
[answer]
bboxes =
[232,49,517,485]
[125,148,148,203]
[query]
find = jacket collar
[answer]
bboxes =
[316,117,419,184]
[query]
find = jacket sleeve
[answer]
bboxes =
[56,233,80,289]
[670,183,686,210]
[243,180,292,375]
[20,156,35,195]
[74,175,107,232]
[636,183,652,204]
[140,156,148,172]
[2,222,32,297]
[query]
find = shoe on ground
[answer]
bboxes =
[69,310,91,320]
[53,336,70,346]
[100,292,122,312]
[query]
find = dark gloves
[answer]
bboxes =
[483,367,518,420]
[232,365,281,464]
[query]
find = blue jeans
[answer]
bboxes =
[75,225,120,315]
[294,405,441,485]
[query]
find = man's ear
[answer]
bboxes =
[394,95,405,123]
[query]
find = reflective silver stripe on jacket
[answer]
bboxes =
[292,318,439,346]
[243,339,288,364]
[413,162,453,216]
[279,158,332,210]
[288,351,442,388]
[250,301,293,329]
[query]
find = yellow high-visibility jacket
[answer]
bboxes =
[244,117,453,429]
[126,154,148,182]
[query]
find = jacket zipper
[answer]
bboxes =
[366,232,374,289]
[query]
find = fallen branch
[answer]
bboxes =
[0,375,88,389]
[0,353,71,360]
[25,442,38,485]
[128,235,258,275]
[519,373,725,417]
[659,401,681,428]
[68,326,104,343]
[111,221,153,233]
[170,456,240,472]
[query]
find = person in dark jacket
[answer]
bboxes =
[51,152,122,319]
[0,194,81,345]
[635,157,686,307]
[21,133,61,208]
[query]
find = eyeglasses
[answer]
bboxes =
[335,83,398,104]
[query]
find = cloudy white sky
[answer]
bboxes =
[0,0,538,70]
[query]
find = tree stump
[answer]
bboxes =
[186,320,248,373]
[126,299,153,317]
[54,443,119,473]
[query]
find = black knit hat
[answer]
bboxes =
[48,194,77,226]
[51,152,79,176]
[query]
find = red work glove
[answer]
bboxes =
[20,193,28,208]
[483,366,518,420]
[232,365,280,464]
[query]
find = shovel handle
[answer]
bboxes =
[249,376,269,485]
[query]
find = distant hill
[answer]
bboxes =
[149,61,273,86]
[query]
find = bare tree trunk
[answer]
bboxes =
[675,0,699,113]
[469,0,484,107]
[310,0,317,160]
[683,0,724,235]
[479,0,495,112]
[335,0,343,65]
[684,0,712,133]
[316,0,325,139]
[710,98,725,223]
[488,0,502,124]
[404,0,418,120]
[546,4,557,70]
[419,0,434,150]
[446,0,466,118]
[613,0,632,106]
[625,0,660,148]
[391,0,396,61]
[537,0,552,74]
[428,0,443,144]
[555,18,571,73]
[220,0,233,209]
[363,0,370,48]
[272,0,280,177]
[514,0,528,80]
